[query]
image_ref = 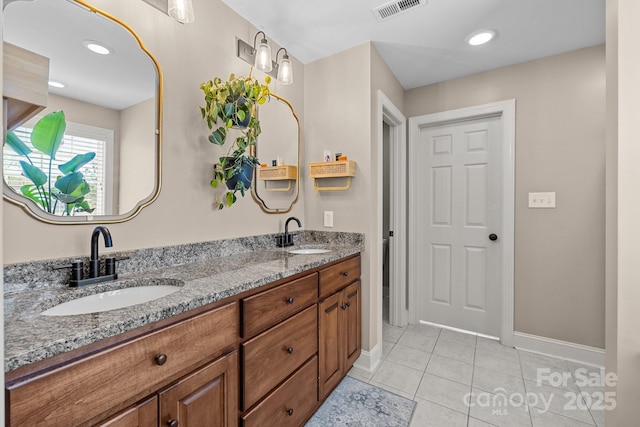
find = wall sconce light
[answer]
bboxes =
[168,0,195,24]
[275,48,293,85]
[253,31,272,72]
[237,32,294,85]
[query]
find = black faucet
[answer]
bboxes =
[89,226,112,278]
[277,217,302,247]
[53,225,124,287]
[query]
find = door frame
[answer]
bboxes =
[408,99,516,346]
[377,91,408,328]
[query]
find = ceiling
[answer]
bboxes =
[222,0,605,90]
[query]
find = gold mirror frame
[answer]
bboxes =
[251,93,301,214]
[2,0,163,225]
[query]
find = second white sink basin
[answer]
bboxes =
[41,285,181,316]
[288,248,332,255]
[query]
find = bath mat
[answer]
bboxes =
[306,376,416,427]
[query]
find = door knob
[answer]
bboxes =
[489,233,498,241]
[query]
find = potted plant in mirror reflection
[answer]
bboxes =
[4,110,96,215]
[200,73,271,209]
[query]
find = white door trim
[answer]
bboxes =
[408,99,515,346]
[377,90,408,330]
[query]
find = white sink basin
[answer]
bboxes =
[288,248,332,255]
[41,285,181,316]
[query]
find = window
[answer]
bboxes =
[3,119,114,216]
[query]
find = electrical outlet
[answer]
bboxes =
[324,211,334,228]
[528,192,556,208]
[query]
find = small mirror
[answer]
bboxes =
[251,94,300,214]
[2,0,162,224]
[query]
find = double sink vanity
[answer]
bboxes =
[3,231,363,426]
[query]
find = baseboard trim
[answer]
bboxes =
[513,332,605,367]
[353,344,382,373]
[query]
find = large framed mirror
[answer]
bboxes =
[2,0,163,224]
[251,93,301,214]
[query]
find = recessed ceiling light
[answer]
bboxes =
[48,81,65,88]
[467,30,496,46]
[83,40,112,55]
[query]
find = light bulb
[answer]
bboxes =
[254,38,272,72]
[168,0,195,24]
[277,55,293,85]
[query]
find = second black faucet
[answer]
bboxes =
[277,217,302,247]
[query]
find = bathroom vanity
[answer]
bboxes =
[3,237,362,427]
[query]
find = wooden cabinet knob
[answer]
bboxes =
[155,354,168,365]
[286,408,294,416]
[341,304,347,310]
[342,271,349,277]
[346,302,351,307]
[167,419,178,427]
[286,297,294,304]
[286,347,294,354]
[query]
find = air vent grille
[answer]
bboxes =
[373,0,426,22]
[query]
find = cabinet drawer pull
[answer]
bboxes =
[286,347,294,354]
[286,297,294,304]
[346,302,351,307]
[167,419,179,427]
[286,408,294,416]
[342,271,349,277]
[341,304,347,310]
[155,354,168,365]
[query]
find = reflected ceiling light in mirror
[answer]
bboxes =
[275,48,293,85]
[48,81,65,88]
[83,40,112,55]
[168,0,195,24]
[467,30,496,46]
[253,31,272,72]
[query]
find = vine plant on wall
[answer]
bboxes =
[200,73,271,209]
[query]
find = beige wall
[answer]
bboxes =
[605,0,618,424]
[405,45,606,348]
[303,42,404,356]
[608,0,640,423]
[304,43,374,349]
[119,98,156,214]
[2,0,305,264]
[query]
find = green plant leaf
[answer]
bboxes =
[20,161,47,187]
[209,128,226,145]
[210,179,219,188]
[75,199,94,213]
[5,131,32,156]
[20,185,46,208]
[30,111,66,159]
[59,152,96,175]
[51,191,84,204]
[225,191,236,207]
[54,172,84,195]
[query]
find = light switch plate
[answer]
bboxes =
[324,211,334,227]
[528,192,556,208]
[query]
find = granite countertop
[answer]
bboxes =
[4,240,361,373]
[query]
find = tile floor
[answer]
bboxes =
[347,322,606,427]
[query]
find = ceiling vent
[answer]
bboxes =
[373,0,426,22]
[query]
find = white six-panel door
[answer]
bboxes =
[410,115,503,337]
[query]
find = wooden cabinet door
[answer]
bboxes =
[318,291,343,400]
[95,396,157,427]
[344,280,361,371]
[159,351,238,427]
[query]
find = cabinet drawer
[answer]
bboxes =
[242,305,317,410]
[318,255,361,299]
[242,356,318,427]
[7,302,238,426]
[242,273,317,338]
